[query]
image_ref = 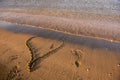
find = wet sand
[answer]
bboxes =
[0,9,120,43]
[0,22,120,80]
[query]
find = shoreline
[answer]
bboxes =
[0,21,120,52]
[0,18,120,43]
[0,8,119,42]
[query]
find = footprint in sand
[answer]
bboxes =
[71,49,83,67]
[6,65,22,80]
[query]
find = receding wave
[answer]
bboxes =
[0,11,120,42]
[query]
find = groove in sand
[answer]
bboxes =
[26,36,65,72]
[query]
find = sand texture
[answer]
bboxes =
[0,7,120,80]
[0,22,120,80]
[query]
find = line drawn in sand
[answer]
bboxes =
[26,36,65,72]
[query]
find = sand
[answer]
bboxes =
[0,22,120,80]
[0,8,120,80]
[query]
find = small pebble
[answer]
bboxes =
[117,64,120,67]
[86,68,90,72]
[108,73,112,76]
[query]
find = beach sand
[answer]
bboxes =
[0,24,120,80]
[0,7,120,80]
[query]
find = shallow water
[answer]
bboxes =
[0,0,120,15]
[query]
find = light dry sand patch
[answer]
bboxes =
[0,27,120,80]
